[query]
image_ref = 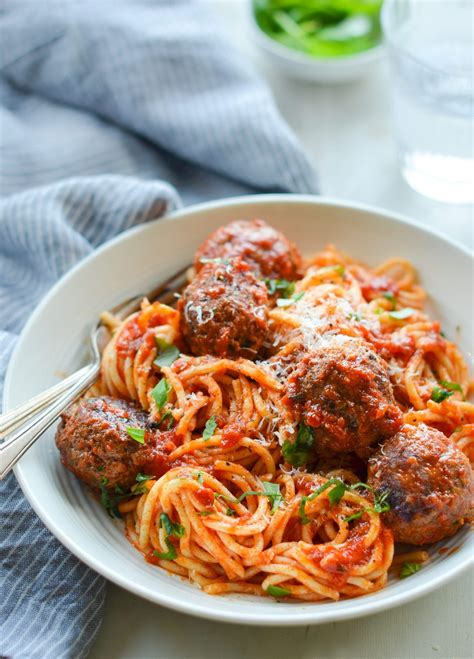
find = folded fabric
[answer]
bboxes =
[0,1,317,657]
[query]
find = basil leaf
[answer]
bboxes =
[431,386,454,403]
[196,472,204,484]
[154,337,180,368]
[266,585,291,598]
[263,481,283,514]
[298,479,344,525]
[136,472,152,483]
[215,482,283,514]
[159,410,175,429]
[282,423,314,467]
[151,378,171,410]
[99,477,118,518]
[276,291,305,308]
[350,482,373,493]
[203,416,217,441]
[373,488,391,513]
[439,380,464,397]
[318,264,345,277]
[159,512,185,538]
[382,291,396,309]
[153,538,177,561]
[131,473,153,495]
[327,481,347,505]
[126,427,145,444]
[98,477,129,518]
[388,308,415,320]
[400,562,422,579]
[343,510,364,523]
[264,278,295,298]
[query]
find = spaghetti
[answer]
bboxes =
[80,233,473,602]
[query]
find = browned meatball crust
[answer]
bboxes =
[285,336,403,454]
[179,258,269,359]
[55,396,153,490]
[194,219,303,281]
[368,424,473,545]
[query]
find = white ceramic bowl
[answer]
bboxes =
[5,195,473,626]
[248,4,384,83]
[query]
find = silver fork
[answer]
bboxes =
[0,264,189,479]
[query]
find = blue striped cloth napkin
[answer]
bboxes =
[0,1,316,657]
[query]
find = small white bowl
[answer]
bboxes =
[248,4,384,84]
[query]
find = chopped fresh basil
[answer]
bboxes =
[282,423,314,468]
[160,512,185,538]
[153,538,177,561]
[400,562,422,579]
[203,416,217,441]
[342,484,390,522]
[431,386,454,403]
[159,410,175,429]
[298,479,345,525]
[264,278,295,298]
[327,481,347,506]
[318,264,345,277]
[373,488,391,513]
[225,508,237,516]
[215,482,283,514]
[126,427,145,444]
[350,482,373,493]
[151,378,171,410]
[388,308,415,320]
[154,337,180,368]
[348,311,362,321]
[131,472,153,495]
[253,1,383,59]
[98,477,129,518]
[197,472,204,484]
[382,291,396,309]
[343,510,364,523]
[439,380,464,397]
[266,585,291,598]
[99,477,120,518]
[263,481,283,514]
[276,291,305,308]
[136,472,151,483]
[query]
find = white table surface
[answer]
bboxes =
[90,2,473,658]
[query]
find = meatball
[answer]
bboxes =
[55,396,153,490]
[368,424,473,545]
[285,336,402,454]
[194,219,302,281]
[179,258,269,359]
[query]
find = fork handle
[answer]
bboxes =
[0,362,100,479]
[0,366,91,438]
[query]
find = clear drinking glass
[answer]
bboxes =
[382,0,474,204]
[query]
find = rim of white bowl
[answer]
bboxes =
[247,3,385,68]
[5,194,474,626]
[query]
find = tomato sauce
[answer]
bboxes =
[195,487,215,509]
[221,422,246,449]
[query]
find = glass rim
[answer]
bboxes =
[381,0,474,80]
